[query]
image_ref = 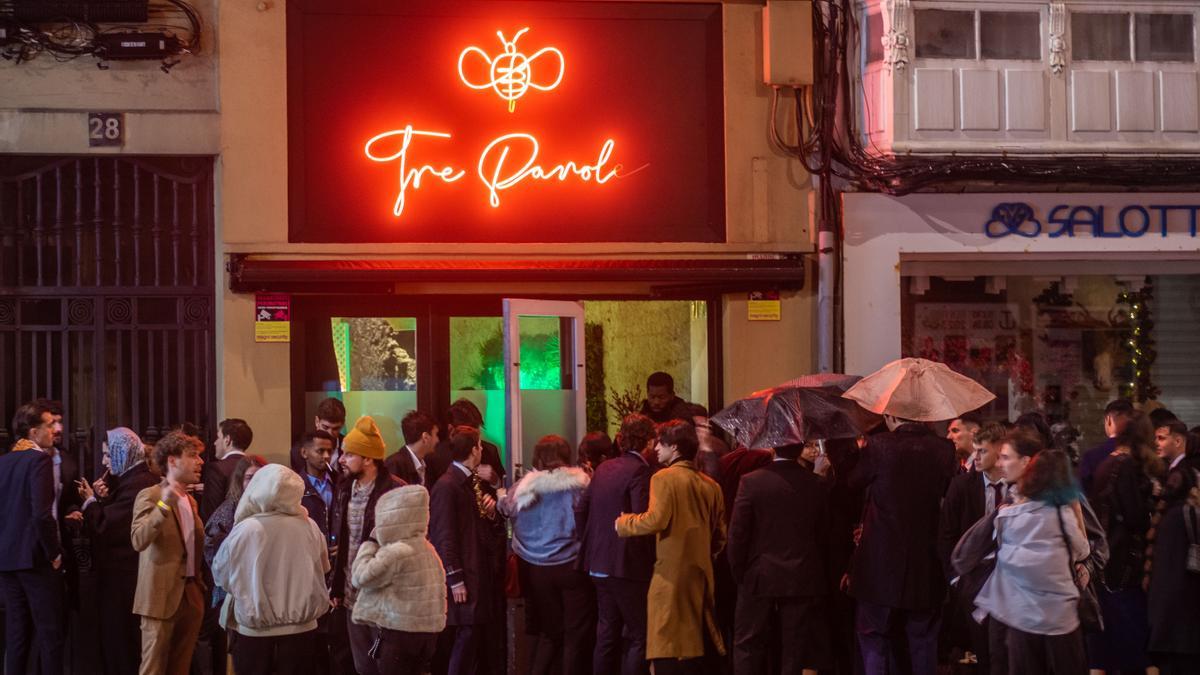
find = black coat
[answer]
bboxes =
[384,447,425,487]
[727,460,830,597]
[201,453,242,520]
[1147,460,1200,654]
[1088,452,1155,589]
[937,470,987,580]
[848,423,956,610]
[429,465,497,625]
[575,450,655,581]
[329,471,404,600]
[300,473,337,540]
[83,462,160,573]
[0,449,61,571]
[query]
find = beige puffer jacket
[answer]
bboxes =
[351,485,447,633]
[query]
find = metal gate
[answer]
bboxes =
[0,156,215,475]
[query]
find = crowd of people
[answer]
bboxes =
[1,371,1199,675]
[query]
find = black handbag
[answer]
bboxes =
[1057,506,1104,632]
[951,509,999,603]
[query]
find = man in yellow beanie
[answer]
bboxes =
[330,416,404,675]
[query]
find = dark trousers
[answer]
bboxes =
[446,624,479,675]
[230,630,319,675]
[522,560,595,675]
[97,568,142,675]
[968,615,992,674]
[592,576,650,675]
[1003,623,1084,675]
[734,593,831,675]
[653,657,705,675]
[1154,653,1200,675]
[376,629,437,675]
[855,600,939,675]
[347,612,381,675]
[988,615,1009,675]
[327,607,355,675]
[1,567,65,675]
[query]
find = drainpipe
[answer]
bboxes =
[816,226,835,373]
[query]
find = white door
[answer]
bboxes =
[502,298,587,483]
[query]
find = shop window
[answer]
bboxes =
[915,9,976,59]
[980,12,1041,60]
[1071,12,1131,61]
[1135,14,1194,63]
[901,274,1200,455]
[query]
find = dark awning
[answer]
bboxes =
[228,254,806,295]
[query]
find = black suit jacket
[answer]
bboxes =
[727,460,830,597]
[201,453,242,520]
[426,439,505,490]
[429,466,495,625]
[937,470,987,580]
[384,447,425,487]
[83,462,160,573]
[0,449,62,571]
[575,450,655,581]
[849,424,957,610]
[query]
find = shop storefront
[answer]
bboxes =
[219,0,814,466]
[844,192,1200,449]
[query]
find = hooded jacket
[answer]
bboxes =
[499,467,589,566]
[351,485,447,634]
[213,464,331,637]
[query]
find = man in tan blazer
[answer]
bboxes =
[131,431,207,675]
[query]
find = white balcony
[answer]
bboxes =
[857,0,1200,155]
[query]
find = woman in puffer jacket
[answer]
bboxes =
[352,484,447,675]
[498,435,594,675]
[212,464,332,675]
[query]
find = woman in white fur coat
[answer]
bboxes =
[351,484,447,675]
[498,435,594,675]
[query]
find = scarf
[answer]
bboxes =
[106,427,146,476]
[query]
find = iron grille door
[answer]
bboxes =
[0,156,216,476]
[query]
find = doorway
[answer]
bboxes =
[292,295,714,477]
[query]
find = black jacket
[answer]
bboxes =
[426,439,504,491]
[429,465,497,625]
[300,472,338,540]
[848,423,957,610]
[201,453,243,520]
[727,460,830,597]
[575,450,655,581]
[937,470,988,580]
[384,447,425,488]
[1088,452,1155,589]
[0,449,62,571]
[329,471,404,600]
[83,462,160,573]
[639,396,694,425]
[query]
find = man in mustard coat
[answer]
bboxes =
[616,420,726,674]
[131,431,208,675]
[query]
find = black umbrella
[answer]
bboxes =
[712,385,882,449]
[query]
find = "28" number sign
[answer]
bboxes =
[88,112,125,147]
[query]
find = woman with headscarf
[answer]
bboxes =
[78,427,159,675]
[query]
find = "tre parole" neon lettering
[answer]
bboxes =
[364,125,621,217]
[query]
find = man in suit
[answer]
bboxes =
[727,441,832,675]
[945,413,982,473]
[385,410,439,487]
[1078,399,1134,493]
[131,431,207,675]
[426,399,505,490]
[937,421,1007,671]
[200,418,253,520]
[575,413,657,675]
[0,400,65,675]
[429,425,499,675]
[849,419,957,675]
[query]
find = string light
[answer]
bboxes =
[1116,283,1159,402]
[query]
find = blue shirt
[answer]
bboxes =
[305,473,334,510]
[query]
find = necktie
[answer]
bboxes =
[991,482,1005,512]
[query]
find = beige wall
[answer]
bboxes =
[215,1,816,457]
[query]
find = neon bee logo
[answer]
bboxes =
[458,28,565,112]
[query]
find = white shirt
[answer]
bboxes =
[174,488,197,578]
[453,461,471,477]
[221,449,245,461]
[1170,453,1185,471]
[982,472,1006,515]
[51,450,62,522]
[406,445,426,485]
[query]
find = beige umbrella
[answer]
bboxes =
[841,357,995,422]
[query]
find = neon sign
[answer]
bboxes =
[458,28,564,113]
[366,26,634,219]
[364,126,620,216]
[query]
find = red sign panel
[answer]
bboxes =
[287,1,724,243]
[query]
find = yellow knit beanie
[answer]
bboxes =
[343,415,386,460]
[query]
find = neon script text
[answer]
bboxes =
[364,125,622,217]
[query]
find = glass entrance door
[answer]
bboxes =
[502,299,587,480]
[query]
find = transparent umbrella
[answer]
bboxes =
[712,384,882,449]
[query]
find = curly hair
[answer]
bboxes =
[1115,410,1165,480]
[617,414,656,454]
[152,431,204,477]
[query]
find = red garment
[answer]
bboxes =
[716,447,772,524]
